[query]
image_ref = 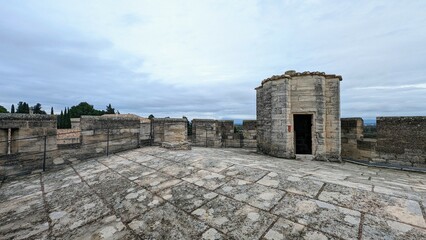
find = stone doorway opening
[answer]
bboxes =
[294,114,312,154]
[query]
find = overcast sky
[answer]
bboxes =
[1,1,425,120]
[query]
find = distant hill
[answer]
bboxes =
[363,119,376,126]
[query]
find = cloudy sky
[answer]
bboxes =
[1,0,425,120]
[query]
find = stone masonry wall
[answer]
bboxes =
[256,71,342,161]
[376,116,426,166]
[192,119,222,147]
[341,118,364,159]
[0,113,57,178]
[242,120,257,148]
[152,118,187,144]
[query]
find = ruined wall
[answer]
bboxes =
[0,114,57,178]
[152,118,187,144]
[256,71,342,161]
[376,117,426,166]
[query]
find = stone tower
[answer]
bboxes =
[256,70,342,161]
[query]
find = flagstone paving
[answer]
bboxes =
[1,147,426,239]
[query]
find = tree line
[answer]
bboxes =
[0,102,118,129]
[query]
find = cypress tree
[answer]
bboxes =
[59,110,64,128]
[11,104,15,113]
[51,107,54,115]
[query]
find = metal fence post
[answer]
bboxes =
[205,125,208,147]
[43,135,47,172]
[106,128,110,156]
[136,132,140,148]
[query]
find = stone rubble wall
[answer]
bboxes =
[341,117,426,168]
[376,116,426,167]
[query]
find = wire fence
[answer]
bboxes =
[0,127,152,179]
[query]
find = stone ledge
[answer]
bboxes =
[256,70,343,89]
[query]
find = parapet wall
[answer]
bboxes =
[191,119,257,148]
[341,116,426,168]
[376,116,426,166]
[0,114,57,178]
[152,118,187,144]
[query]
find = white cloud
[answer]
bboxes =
[1,0,426,119]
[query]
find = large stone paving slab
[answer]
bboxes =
[42,167,81,193]
[220,164,270,182]
[0,175,41,200]
[57,215,135,240]
[134,171,182,192]
[272,193,361,239]
[160,162,199,178]
[129,202,208,239]
[263,218,338,240]
[0,193,48,240]
[190,158,234,173]
[192,195,277,240]
[159,181,218,212]
[257,171,324,198]
[110,186,164,223]
[362,214,426,240]
[139,156,175,170]
[216,179,285,211]
[318,183,426,228]
[183,169,229,190]
[45,182,111,237]
[1,147,426,239]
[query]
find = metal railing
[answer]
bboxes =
[0,127,151,179]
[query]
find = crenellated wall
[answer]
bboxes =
[191,119,257,148]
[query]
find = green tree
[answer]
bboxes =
[11,104,15,113]
[69,102,104,118]
[50,107,54,115]
[148,114,155,119]
[17,102,30,113]
[105,104,115,114]
[32,103,46,114]
[58,110,64,129]
[0,105,8,113]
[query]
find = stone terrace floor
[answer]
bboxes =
[1,147,426,240]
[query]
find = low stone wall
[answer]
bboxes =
[0,114,57,178]
[242,120,257,148]
[57,129,81,145]
[376,116,426,167]
[341,116,426,168]
[152,118,188,145]
[192,119,257,148]
[341,118,364,159]
[192,119,222,147]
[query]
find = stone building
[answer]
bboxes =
[256,70,342,161]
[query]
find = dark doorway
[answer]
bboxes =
[294,114,312,154]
